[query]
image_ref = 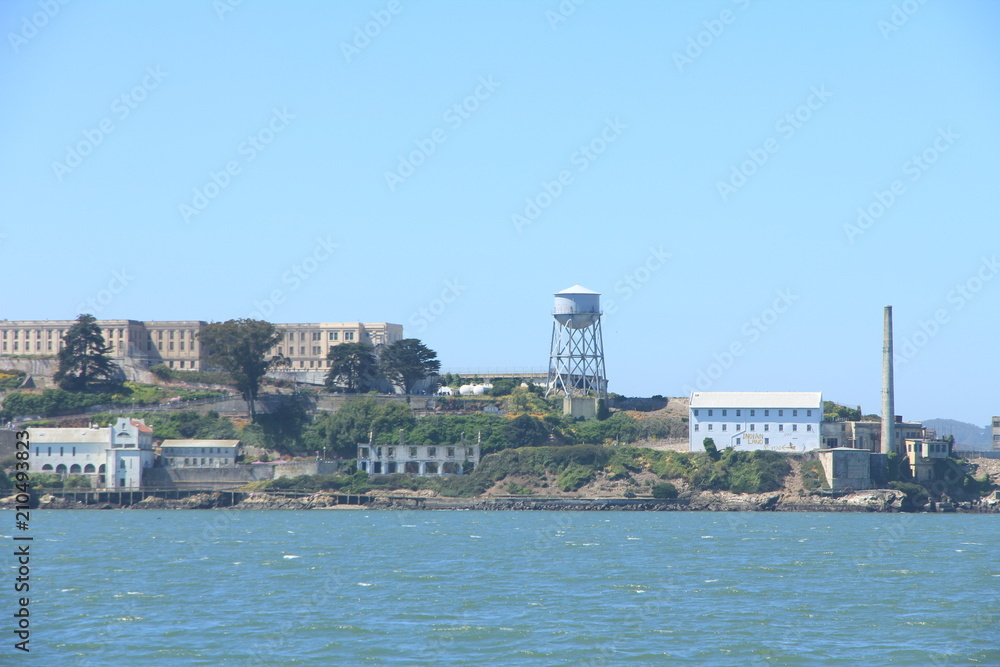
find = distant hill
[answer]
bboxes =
[922,419,991,448]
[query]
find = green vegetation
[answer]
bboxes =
[149,364,234,385]
[823,401,862,422]
[0,370,27,390]
[0,383,225,419]
[556,464,594,492]
[378,338,440,395]
[702,437,720,461]
[800,458,828,492]
[651,482,679,499]
[197,319,284,421]
[325,342,378,393]
[54,314,122,391]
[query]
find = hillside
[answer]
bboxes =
[922,418,991,448]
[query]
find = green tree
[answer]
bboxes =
[702,437,720,461]
[378,338,441,395]
[651,482,679,499]
[54,314,121,391]
[197,319,282,421]
[325,342,378,393]
[504,414,549,448]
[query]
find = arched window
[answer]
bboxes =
[55,464,67,474]
[98,464,106,473]
[70,464,82,473]
[84,464,96,473]
[41,464,53,471]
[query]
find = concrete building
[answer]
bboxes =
[820,418,929,454]
[0,319,402,373]
[28,417,155,488]
[993,416,1000,451]
[689,391,822,452]
[904,438,949,481]
[817,448,872,491]
[357,433,481,476]
[159,440,240,467]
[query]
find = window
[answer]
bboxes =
[764,410,770,417]
[300,332,306,341]
[300,346,305,355]
[708,424,713,431]
[361,447,369,458]
[288,333,294,341]
[428,447,437,458]
[278,347,283,355]
[793,410,798,417]
[708,410,713,417]
[694,424,699,431]
[169,330,175,339]
[312,346,321,355]
[180,341,185,350]
[778,410,783,417]
[313,332,321,341]
[388,447,395,457]
[750,409,755,417]
[722,424,727,431]
[345,332,355,341]
[764,438,769,445]
[750,424,755,430]
[447,447,455,457]
[736,438,741,445]
[722,410,727,416]
[736,410,741,417]
[764,424,769,431]
[169,342,175,351]
[409,447,417,457]
[693,409,699,417]
[792,424,797,432]
[807,410,812,417]
[330,332,338,340]
[807,424,813,432]
[179,361,185,368]
[778,424,783,432]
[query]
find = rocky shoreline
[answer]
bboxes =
[6,488,999,513]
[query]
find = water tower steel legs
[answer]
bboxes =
[546,319,607,399]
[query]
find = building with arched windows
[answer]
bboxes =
[28,418,155,488]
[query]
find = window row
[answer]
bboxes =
[693,408,813,418]
[285,331,357,342]
[695,423,813,432]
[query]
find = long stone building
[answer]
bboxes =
[0,319,402,372]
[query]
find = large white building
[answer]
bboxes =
[28,417,155,488]
[689,391,823,453]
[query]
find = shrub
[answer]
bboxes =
[651,482,678,499]
[557,464,593,492]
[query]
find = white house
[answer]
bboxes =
[689,391,822,453]
[159,440,240,467]
[29,418,155,488]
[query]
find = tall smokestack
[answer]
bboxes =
[881,305,895,455]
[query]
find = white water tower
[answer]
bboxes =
[546,285,607,403]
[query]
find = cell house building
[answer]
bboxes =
[689,391,823,452]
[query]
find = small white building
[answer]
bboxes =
[689,391,822,453]
[29,418,155,488]
[159,440,240,467]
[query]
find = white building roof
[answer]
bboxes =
[159,439,240,448]
[689,391,822,409]
[28,427,109,443]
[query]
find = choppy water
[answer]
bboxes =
[5,510,998,665]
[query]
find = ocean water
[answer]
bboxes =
[6,510,999,666]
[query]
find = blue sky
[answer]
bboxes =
[2,0,998,425]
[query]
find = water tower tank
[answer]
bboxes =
[553,285,601,330]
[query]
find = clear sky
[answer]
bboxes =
[2,0,998,425]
